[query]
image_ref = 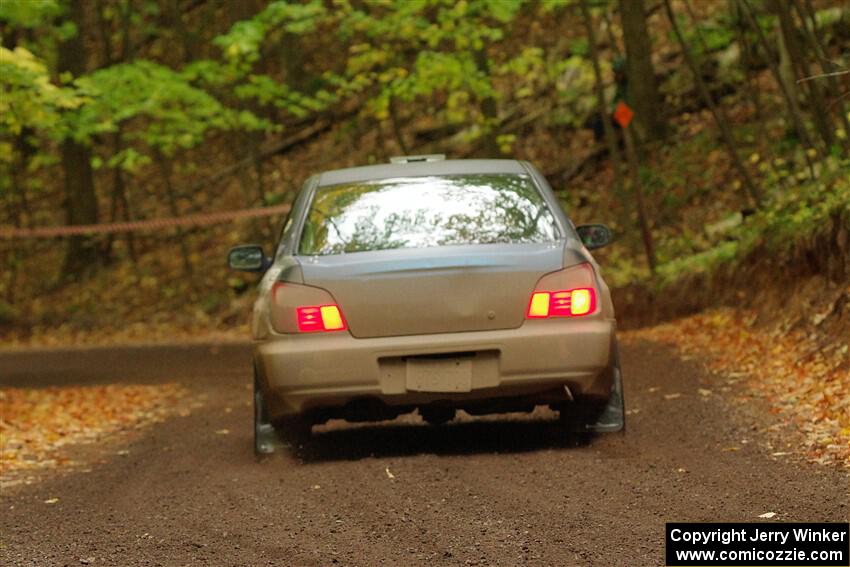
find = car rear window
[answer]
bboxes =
[298,174,560,255]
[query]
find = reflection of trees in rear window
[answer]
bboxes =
[298,174,559,255]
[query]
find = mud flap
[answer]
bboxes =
[254,371,284,455]
[586,363,625,433]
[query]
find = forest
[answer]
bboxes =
[0,0,848,347]
[2,0,850,531]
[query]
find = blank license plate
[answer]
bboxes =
[406,358,472,393]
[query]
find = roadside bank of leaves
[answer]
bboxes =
[0,383,192,488]
[625,307,850,468]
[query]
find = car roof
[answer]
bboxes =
[316,159,528,187]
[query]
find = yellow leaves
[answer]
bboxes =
[0,46,45,73]
[707,311,732,328]
[139,276,158,290]
[627,308,850,468]
[0,384,188,485]
[496,133,516,155]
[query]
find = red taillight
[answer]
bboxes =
[526,288,596,318]
[296,305,347,332]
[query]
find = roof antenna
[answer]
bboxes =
[389,154,446,164]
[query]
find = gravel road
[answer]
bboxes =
[1,342,847,566]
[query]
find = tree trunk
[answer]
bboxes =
[664,0,761,205]
[154,151,193,277]
[388,98,410,155]
[169,0,197,61]
[280,31,308,93]
[580,0,631,238]
[58,0,100,279]
[622,125,656,273]
[600,6,624,61]
[618,0,666,141]
[770,0,835,152]
[729,0,792,185]
[739,0,821,170]
[473,49,502,157]
[790,0,850,155]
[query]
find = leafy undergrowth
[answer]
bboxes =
[625,307,850,468]
[599,144,850,290]
[0,383,193,488]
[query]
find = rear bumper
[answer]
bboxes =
[254,318,616,420]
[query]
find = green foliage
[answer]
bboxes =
[329,0,525,130]
[0,46,82,138]
[0,0,62,28]
[233,73,331,117]
[3,0,848,328]
[0,298,20,325]
[72,60,269,157]
[655,155,850,288]
[551,55,596,126]
[215,0,326,68]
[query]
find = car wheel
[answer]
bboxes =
[559,339,625,435]
[254,369,279,455]
[557,403,593,446]
[274,416,312,448]
[420,407,456,426]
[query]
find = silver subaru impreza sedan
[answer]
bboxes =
[228,155,624,453]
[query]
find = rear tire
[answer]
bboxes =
[420,407,456,426]
[558,403,593,446]
[275,416,312,448]
[559,339,625,437]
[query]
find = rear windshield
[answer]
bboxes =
[298,174,559,256]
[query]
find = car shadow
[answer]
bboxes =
[288,414,594,464]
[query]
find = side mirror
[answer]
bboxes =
[576,224,611,250]
[227,245,270,272]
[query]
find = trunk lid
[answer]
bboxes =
[298,242,564,338]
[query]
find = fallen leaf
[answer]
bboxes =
[664,393,682,400]
[624,308,850,467]
[1,384,188,485]
[44,497,59,504]
[758,512,777,519]
[385,466,395,479]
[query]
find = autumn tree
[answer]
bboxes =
[57,0,100,277]
[618,0,666,142]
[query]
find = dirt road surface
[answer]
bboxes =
[1,342,847,566]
